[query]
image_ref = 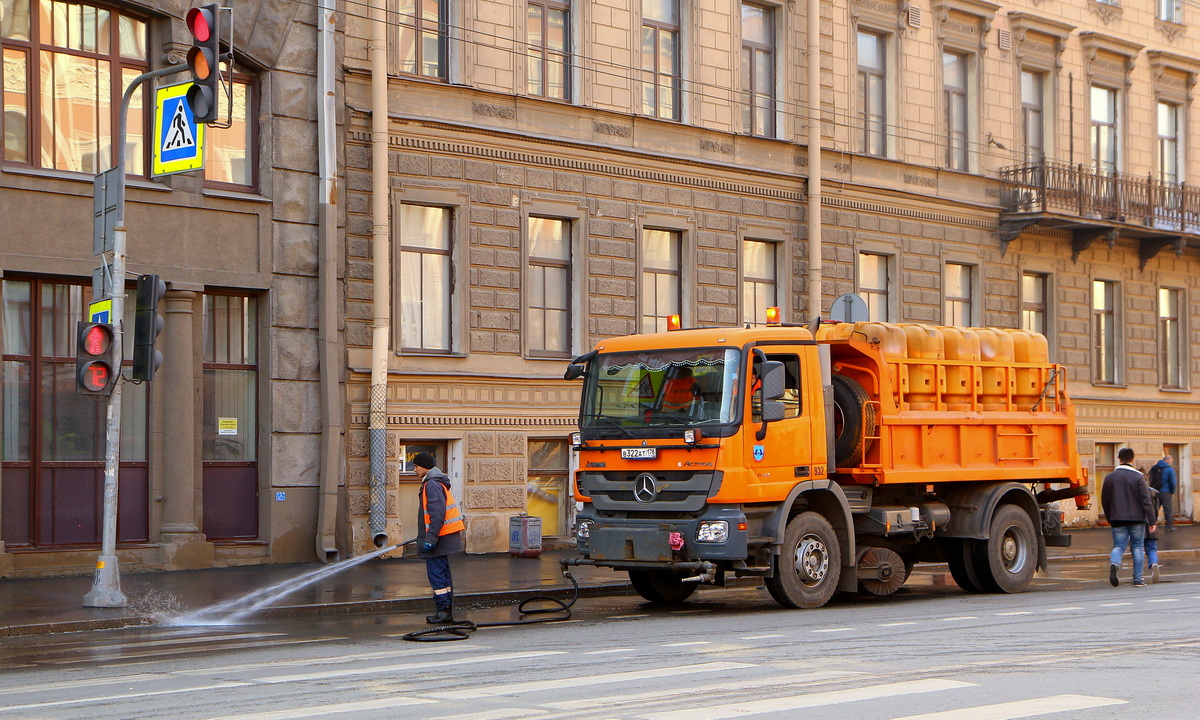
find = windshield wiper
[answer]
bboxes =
[585,415,635,437]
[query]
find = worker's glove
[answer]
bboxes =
[421,541,435,552]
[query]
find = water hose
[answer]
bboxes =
[401,563,580,642]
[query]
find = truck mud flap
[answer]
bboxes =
[1044,533,1072,547]
[589,527,673,562]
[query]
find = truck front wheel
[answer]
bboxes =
[766,511,842,609]
[628,569,698,603]
[976,504,1037,593]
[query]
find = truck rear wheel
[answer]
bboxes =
[831,375,876,467]
[945,538,986,593]
[765,511,841,609]
[976,504,1037,594]
[628,569,698,604]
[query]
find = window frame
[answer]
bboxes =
[856,29,888,157]
[943,50,970,172]
[640,0,682,121]
[1156,99,1181,187]
[1090,84,1120,174]
[526,0,571,101]
[396,0,449,80]
[742,238,778,325]
[942,261,974,327]
[526,216,573,358]
[857,251,893,323]
[527,437,570,537]
[1020,271,1049,337]
[0,0,150,175]
[1091,279,1120,386]
[1158,286,1185,389]
[641,227,682,333]
[1020,69,1046,164]
[740,2,776,137]
[202,69,258,191]
[397,202,455,354]
[1158,0,1182,24]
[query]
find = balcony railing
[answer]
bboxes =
[999,160,1200,233]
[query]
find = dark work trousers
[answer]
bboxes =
[425,555,453,611]
[1160,492,1175,530]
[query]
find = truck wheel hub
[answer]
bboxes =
[793,535,829,586]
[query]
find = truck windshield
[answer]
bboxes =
[580,347,741,432]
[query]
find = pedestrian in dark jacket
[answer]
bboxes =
[413,452,465,624]
[1151,455,1178,531]
[1101,448,1156,588]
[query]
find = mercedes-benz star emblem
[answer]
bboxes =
[633,473,658,503]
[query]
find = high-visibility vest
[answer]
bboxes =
[423,482,465,535]
[661,377,698,412]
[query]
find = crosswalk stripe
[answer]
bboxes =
[202,696,436,720]
[886,693,1126,719]
[878,621,917,626]
[253,651,562,683]
[177,644,482,674]
[637,679,975,720]
[0,682,249,714]
[996,611,1033,616]
[542,670,865,711]
[42,637,340,665]
[739,634,786,639]
[430,661,755,700]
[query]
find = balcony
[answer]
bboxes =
[998,160,1198,268]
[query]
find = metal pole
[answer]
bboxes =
[85,63,186,608]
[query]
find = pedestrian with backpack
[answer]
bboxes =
[1150,455,1178,532]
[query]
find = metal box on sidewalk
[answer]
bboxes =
[509,514,543,557]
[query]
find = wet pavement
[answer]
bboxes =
[1,524,1196,638]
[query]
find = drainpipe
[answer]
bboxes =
[806,0,823,320]
[315,0,341,563]
[368,0,391,548]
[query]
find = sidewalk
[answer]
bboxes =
[2,525,1196,638]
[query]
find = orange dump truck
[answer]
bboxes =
[563,319,1089,608]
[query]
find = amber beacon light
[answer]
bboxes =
[765,306,781,325]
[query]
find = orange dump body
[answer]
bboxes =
[816,322,1087,497]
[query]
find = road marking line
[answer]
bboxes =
[663,641,712,646]
[42,637,341,665]
[429,661,755,700]
[877,621,917,627]
[202,696,437,720]
[669,609,712,614]
[438,711,548,720]
[608,614,651,619]
[1146,598,1180,603]
[937,616,978,621]
[637,679,975,720]
[176,644,482,674]
[543,670,865,711]
[0,672,167,696]
[1046,606,1084,612]
[584,648,636,655]
[0,682,249,714]
[739,634,787,639]
[812,627,854,633]
[995,611,1033,616]
[253,651,563,683]
[1099,602,1132,607]
[886,693,1126,719]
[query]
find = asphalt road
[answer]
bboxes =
[2,561,1198,720]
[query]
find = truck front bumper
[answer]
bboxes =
[575,505,749,566]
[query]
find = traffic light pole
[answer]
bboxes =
[84,63,185,608]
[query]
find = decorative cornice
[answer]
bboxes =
[351,414,577,428]
[824,195,999,230]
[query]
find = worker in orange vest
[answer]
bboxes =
[413,452,465,624]
[660,366,700,414]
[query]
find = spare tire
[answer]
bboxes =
[831,374,876,467]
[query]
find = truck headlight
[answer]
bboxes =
[696,521,729,543]
[576,519,593,539]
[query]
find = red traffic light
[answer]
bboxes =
[76,321,118,396]
[82,324,112,355]
[187,6,214,42]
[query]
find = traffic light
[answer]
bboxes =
[133,274,166,381]
[185,3,222,124]
[76,322,118,396]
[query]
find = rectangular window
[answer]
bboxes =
[204,74,255,189]
[1090,85,1118,174]
[944,52,969,171]
[1021,272,1048,336]
[397,0,448,79]
[1092,280,1117,384]
[741,3,775,137]
[527,217,571,355]
[858,252,891,322]
[1157,100,1180,186]
[943,262,973,326]
[642,228,681,333]
[1095,442,1117,497]
[1159,0,1182,23]
[742,239,777,325]
[641,0,680,120]
[1020,70,1045,163]
[528,439,569,537]
[1,0,148,174]
[399,204,453,352]
[202,294,258,463]
[1159,287,1183,388]
[857,30,887,156]
[399,442,446,477]
[527,0,569,100]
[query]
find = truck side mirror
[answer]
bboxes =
[564,364,586,381]
[761,361,786,400]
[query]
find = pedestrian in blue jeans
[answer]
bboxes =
[1101,448,1157,588]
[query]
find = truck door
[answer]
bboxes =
[744,350,816,497]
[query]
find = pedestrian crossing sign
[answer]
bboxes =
[152,81,205,177]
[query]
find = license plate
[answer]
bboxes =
[621,447,657,460]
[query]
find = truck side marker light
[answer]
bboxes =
[737,523,748,531]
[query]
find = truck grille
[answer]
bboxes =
[578,471,721,513]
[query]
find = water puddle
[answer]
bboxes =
[164,544,399,626]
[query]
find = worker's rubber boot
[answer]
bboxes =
[426,609,453,624]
